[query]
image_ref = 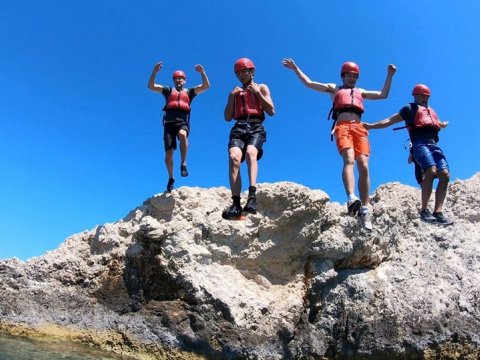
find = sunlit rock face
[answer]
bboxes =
[1,175,479,359]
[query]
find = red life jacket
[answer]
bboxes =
[165,88,191,113]
[233,91,264,120]
[412,105,441,129]
[333,87,365,116]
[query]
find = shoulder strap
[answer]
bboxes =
[393,103,417,131]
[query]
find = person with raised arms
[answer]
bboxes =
[148,61,210,192]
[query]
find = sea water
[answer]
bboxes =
[0,334,137,360]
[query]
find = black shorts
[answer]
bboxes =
[164,119,189,151]
[228,122,266,162]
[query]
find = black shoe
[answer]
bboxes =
[420,209,436,223]
[180,165,189,177]
[242,196,257,214]
[222,203,242,220]
[166,178,175,193]
[433,212,454,226]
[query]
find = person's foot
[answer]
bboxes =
[243,196,257,214]
[347,197,361,216]
[420,209,436,223]
[358,211,373,231]
[166,178,175,193]
[180,165,189,177]
[222,202,243,220]
[433,212,454,226]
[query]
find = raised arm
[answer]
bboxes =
[148,61,164,93]
[282,58,336,93]
[363,64,397,100]
[193,64,210,95]
[362,113,404,130]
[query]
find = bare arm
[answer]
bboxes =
[224,86,242,121]
[362,113,404,130]
[362,64,397,100]
[148,62,164,93]
[247,82,275,116]
[193,64,210,95]
[282,58,336,93]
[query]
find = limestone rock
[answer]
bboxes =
[1,176,479,359]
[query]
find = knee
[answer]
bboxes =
[438,169,450,182]
[424,166,437,179]
[357,160,369,174]
[355,154,369,173]
[178,131,187,141]
[245,148,258,163]
[343,156,355,167]
[229,151,241,166]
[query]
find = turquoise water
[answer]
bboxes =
[0,334,137,360]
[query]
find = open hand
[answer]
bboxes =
[282,58,297,70]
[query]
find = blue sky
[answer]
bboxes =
[1,1,479,260]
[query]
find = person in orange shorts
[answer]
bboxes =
[283,58,396,231]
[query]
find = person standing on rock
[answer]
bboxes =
[222,58,275,219]
[148,61,210,192]
[362,84,453,225]
[282,58,397,231]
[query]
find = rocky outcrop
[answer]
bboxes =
[1,175,479,359]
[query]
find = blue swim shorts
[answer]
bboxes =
[411,139,449,172]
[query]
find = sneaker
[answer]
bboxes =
[358,211,373,231]
[243,196,257,214]
[347,198,361,216]
[180,165,189,177]
[222,202,242,220]
[166,178,175,193]
[433,212,454,226]
[420,209,436,223]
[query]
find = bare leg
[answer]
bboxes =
[434,169,450,213]
[165,149,174,179]
[244,145,259,187]
[356,154,370,206]
[420,166,436,210]
[178,129,188,166]
[229,147,243,196]
[341,148,356,197]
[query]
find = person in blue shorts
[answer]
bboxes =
[148,61,210,192]
[363,84,453,225]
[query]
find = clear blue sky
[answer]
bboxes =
[1,1,478,260]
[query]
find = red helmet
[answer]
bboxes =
[341,61,360,76]
[234,58,255,73]
[172,70,186,80]
[412,84,430,96]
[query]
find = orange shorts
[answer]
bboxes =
[334,121,370,157]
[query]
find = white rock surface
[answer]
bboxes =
[1,176,479,359]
